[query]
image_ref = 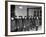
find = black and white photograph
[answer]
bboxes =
[11,5,42,32]
[5,1,45,35]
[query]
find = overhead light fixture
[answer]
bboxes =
[19,6,23,9]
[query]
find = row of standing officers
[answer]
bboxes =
[11,16,40,32]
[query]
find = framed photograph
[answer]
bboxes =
[5,1,45,36]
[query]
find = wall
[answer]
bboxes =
[15,5,34,18]
[15,5,27,18]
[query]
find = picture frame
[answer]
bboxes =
[5,1,45,36]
